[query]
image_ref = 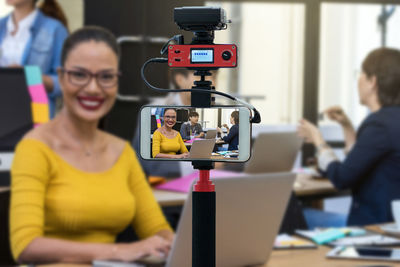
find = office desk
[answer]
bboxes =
[264,245,389,267]
[153,189,187,207]
[184,139,225,147]
[294,173,337,197]
[37,245,391,267]
[153,173,338,207]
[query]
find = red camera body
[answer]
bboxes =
[168,44,237,68]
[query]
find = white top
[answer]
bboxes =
[0,9,38,67]
[317,146,338,171]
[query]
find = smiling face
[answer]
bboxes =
[58,41,119,122]
[163,109,177,129]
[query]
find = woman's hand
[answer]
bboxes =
[217,126,229,134]
[324,106,356,152]
[297,119,326,147]
[114,235,171,262]
[324,106,352,127]
[181,152,190,158]
[175,152,190,159]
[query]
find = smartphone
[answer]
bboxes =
[140,105,251,162]
[326,246,400,262]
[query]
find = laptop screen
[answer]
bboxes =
[0,68,33,174]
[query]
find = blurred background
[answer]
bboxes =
[2,0,398,140]
[1,0,400,257]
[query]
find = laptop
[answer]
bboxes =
[189,139,216,159]
[0,68,32,178]
[244,132,303,174]
[167,172,295,267]
[93,173,295,267]
[205,129,217,139]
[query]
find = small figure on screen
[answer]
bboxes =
[217,111,239,151]
[180,111,204,140]
[152,108,189,159]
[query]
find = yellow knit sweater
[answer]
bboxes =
[10,139,172,260]
[152,130,188,158]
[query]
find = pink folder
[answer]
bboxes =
[155,170,244,193]
[28,84,48,104]
[184,138,202,144]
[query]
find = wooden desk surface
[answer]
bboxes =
[264,245,390,267]
[293,173,337,197]
[152,189,187,207]
[37,245,393,267]
[184,139,226,146]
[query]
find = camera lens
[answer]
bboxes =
[222,51,231,60]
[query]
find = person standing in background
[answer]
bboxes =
[0,0,69,118]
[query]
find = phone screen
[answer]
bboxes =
[335,247,400,261]
[140,106,251,162]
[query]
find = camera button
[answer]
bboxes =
[222,51,231,60]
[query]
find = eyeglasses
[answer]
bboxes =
[164,116,176,120]
[60,68,121,89]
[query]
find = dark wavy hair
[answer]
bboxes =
[362,47,400,106]
[163,108,177,116]
[35,0,68,29]
[61,26,120,66]
[189,111,199,118]
[231,111,239,124]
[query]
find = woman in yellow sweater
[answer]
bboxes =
[152,108,189,159]
[10,26,173,264]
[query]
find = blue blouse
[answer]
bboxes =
[324,106,400,226]
[0,10,68,118]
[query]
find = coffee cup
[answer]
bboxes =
[392,200,400,229]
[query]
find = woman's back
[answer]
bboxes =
[328,106,400,225]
